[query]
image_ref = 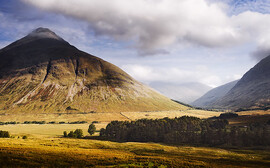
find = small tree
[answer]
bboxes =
[63,131,67,137]
[88,123,96,135]
[74,129,84,138]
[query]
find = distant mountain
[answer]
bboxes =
[211,55,270,110]
[192,80,239,108]
[0,27,187,113]
[149,82,212,104]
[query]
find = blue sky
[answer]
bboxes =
[0,0,270,87]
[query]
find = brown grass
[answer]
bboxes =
[0,109,222,123]
[0,123,107,137]
[0,135,269,167]
[122,109,222,120]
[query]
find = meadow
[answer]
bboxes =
[0,134,269,167]
[121,110,223,120]
[0,110,269,167]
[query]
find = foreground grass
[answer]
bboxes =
[0,137,269,168]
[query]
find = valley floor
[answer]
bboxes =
[0,136,269,168]
[0,109,221,123]
[0,110,269,167]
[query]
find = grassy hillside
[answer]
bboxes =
[0,29,188,114]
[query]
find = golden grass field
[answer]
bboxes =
[0,134,269,167]
[0,110,269,167]
[0,123,107,137]
[0,109,222,123]
[121,110,223,120]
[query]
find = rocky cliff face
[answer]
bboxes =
[0,28,186,113]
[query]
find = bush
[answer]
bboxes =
[0,130,10,138]
[68,121,87,124]
[22,135,27,139]
[88,123,96,135]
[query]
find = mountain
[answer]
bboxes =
[211,55,270,110]
[149,82,212,104]
[191,80,239,108]
[0,28,187,113]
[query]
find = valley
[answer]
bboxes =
[0,27,270,167]
[0,124,269,168]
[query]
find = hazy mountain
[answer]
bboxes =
[150,82,212,104]
[0,28,187,113]
[211,55,270,110]
[192,80,239,108]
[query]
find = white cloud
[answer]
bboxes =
[22,0,270,57]
[121,64,223,87]
[251,37,270,61]
[18,0,242,55]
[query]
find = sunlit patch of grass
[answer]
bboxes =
[0,137,269,167]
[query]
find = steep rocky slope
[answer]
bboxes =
[0,28,187,113]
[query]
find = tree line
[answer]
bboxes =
[100,116,270,147]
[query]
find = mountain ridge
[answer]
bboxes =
[0,28,187,113]
[210,55,270,110]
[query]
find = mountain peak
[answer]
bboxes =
[27,27,64,41]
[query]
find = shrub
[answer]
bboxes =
[0,130,10,138]
[68,121,87,124]
[22,135,28,139]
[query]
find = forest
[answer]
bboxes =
[100,116,270,147]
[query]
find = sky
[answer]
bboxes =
[0,0,270,88]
